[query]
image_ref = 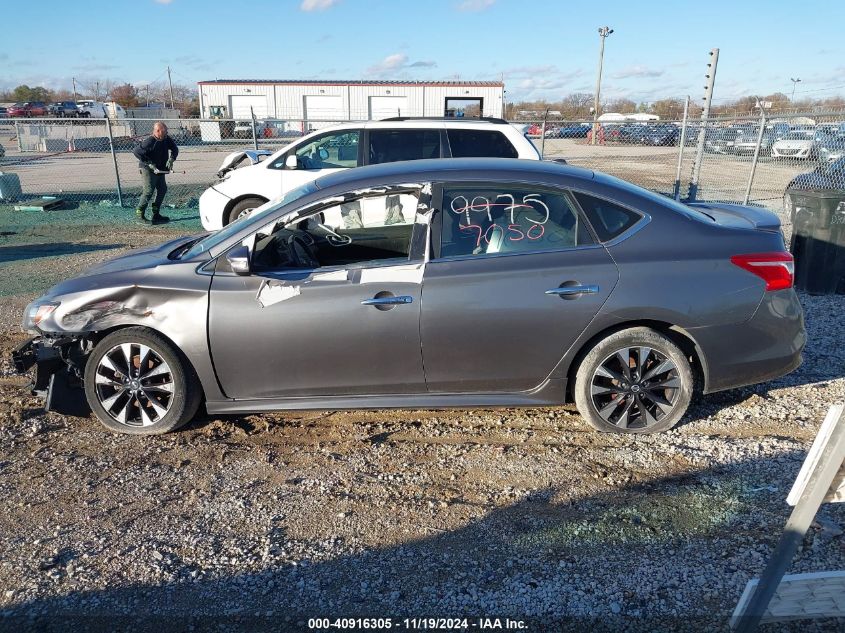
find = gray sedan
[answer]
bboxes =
[13,158,805,435]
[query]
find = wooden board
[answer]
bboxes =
[12,197,64,211]
[731,571,845,626]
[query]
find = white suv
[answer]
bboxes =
[199,118,540,230]
[76,100,109,118]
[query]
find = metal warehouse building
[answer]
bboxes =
[197,79,504,121]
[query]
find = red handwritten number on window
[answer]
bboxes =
[460,224,483,248]
[526,223,545,240]
[454,193,549,248]
[460,222,543,246]
[507,224,525,241]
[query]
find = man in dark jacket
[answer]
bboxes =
[132,121,179,224]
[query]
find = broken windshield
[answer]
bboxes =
[180,181,319,260]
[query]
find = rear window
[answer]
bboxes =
[573,192,642,242]
[368,129,440,164]
[447,129,518,158]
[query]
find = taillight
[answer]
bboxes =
[730,252,794,291]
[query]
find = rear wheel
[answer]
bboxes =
[226,197,266,225]
[84,327,202,434]
[574,327,693,434]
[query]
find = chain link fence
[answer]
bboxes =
[521,110,845,223]
[1,112,843,226]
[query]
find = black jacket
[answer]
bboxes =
[133,135,179,170]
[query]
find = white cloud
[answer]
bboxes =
[154,0,174,4]
[365,54,437,77]
[611,65,665,80]
[457,0,494,11]
[300,0,340,11]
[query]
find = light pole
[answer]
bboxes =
[790,77,801,101]
[591,26,613,145]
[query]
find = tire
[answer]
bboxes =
[226,197,266,225]
[574,327,693,434]
[83,327,203,435]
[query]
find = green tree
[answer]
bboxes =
[12,84,53,102]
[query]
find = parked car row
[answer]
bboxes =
[0,100,126,119]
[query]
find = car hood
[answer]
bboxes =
[78,234,204,277]
[774,139,814,149]
[216,149,276,177]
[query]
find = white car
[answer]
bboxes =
[199,118,541,230]
[771,130,817,159]
[76,100,109,118]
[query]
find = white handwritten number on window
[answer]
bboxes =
[450,194,549,247]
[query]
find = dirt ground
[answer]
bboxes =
[0,203,843,632]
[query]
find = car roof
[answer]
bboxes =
[312,157,594,191]
[300,119,518,132]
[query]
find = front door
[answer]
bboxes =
[273,128,361,197]
[208,190,426,400]
[420,183,619,393]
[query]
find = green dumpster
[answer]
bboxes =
[788,189,845,295]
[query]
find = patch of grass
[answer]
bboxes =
[514,480,746,548]
[0,202,201,237]
[0,202,203,296]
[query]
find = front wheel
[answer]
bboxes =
[226,197,266,225]
[574,327,693,434]
[84,327,202,434]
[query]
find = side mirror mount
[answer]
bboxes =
[285,154,299,169]
[226,244,251,276]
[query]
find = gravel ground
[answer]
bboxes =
[0,209,843,633]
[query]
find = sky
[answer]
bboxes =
[2,0,844,105]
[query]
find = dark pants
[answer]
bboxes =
[137,169,167,212]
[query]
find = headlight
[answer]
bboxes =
[22,301,60,332]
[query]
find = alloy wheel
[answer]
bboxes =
[93,342,174,427]
[590,346,682,430]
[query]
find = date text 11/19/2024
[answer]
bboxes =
[308,617,528,630]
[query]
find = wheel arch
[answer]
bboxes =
[82,324,206,401]
[564,320,708,403]
[224,194,269,225]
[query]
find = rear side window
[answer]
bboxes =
[447,129,518,158]
[439,185,593,258]
[573,192,641,242]
[368,129,440,164]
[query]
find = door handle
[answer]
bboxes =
[545,284,599,296]
[361,295,413,306]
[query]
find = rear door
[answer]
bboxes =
[420,182,619,393]
[365,128,443,165]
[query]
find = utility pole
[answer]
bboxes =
[167,66,175,110]
[72,77,78,102]
[790,77,801,101]
[688,48,719,201]
[145,84,150,107]
[501,72,507,120]
[95,81,100,101]
[591,26,613,146]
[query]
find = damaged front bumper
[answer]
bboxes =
[11,336,91,416]
[12,337,63,396]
